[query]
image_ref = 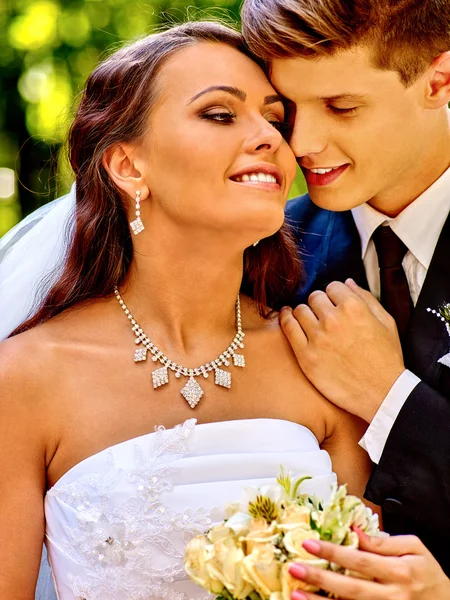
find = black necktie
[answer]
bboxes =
[372,225,413,344]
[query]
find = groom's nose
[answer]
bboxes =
[289,111,328,158]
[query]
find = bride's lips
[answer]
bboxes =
[301,164,349,187]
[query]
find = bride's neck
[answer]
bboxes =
[121,242,244,352]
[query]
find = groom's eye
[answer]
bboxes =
[268,119,290,138]
[327,105,358,116]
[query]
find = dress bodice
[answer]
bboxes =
[45,418,336,600]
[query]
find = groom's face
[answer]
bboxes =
[271,46,431,213]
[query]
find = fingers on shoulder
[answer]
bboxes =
[280,307,307,345]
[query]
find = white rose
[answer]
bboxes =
[278,505,311,532]
[283,527,325,561]
[226,512,253,537]
[208,523,234,544]
[242,544,282,599]
[281,561,328,598]
[184,535,224,595]
[206,536,254,599]
[244,519,280,554]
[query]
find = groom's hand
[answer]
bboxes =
[280,279,405,423]
[288,530,450,600]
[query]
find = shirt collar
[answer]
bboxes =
[351,165,450,269]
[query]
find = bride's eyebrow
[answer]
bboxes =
[187,86,284,106]
[188,86,247,104]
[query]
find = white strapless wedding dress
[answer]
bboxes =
[45,418,336,600]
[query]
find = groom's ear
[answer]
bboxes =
[102,143,150,201]
[423,51,450,108]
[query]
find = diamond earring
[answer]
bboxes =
[130,190,144,235]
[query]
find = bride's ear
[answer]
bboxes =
[102,144,150,201]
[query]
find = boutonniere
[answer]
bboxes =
[427,303,450,367]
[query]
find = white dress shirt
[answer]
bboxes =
[351,165,450,463]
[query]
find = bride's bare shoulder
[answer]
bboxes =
[0,324,58,400]
[0,301,102,386]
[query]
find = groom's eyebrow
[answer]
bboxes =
[188,87,284,106]
[264,94,284,105]
[320,93,368,102]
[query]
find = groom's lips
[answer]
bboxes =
[301,164,349,187]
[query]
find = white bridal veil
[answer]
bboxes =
[0,184,76,340]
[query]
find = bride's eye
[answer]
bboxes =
[200,111,236,124]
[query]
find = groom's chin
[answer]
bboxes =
[307,188,369,213]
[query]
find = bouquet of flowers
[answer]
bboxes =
[184,469,382,600]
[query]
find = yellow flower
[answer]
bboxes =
[242,544,282,599]
[184,535,224,595]
[244,519,280,555]
[206,536,254,599]
[281,561,328,598]
[278,505,311,531]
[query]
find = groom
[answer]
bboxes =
[242,0,450,594]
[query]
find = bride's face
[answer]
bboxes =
[134,42,297,244]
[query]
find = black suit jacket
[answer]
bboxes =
[286,194,450,573]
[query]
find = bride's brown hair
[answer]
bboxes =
[12,21,301,336]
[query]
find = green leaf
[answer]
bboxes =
[292,475,312,498]
[216,590,235,600]
[438,303,450,323]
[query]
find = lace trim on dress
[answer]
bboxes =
[47,419,217,600]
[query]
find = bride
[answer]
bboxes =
[0,21,374,599]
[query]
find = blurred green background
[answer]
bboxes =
[0,0,307,237]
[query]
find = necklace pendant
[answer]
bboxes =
[181,376,204,409]
[214,368,231,389]
[134,348,148,362]
[233,353,245,368]
[152,366,169,389]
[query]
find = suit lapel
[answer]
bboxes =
[405,210,450,391]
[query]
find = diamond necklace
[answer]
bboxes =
[114,288,245,409]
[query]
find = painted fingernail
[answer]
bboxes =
[302,539,321,553]
[289,563,307,579]
[291,591,308,600]
[353,525,369,540]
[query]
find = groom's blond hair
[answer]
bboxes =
[241,0,450,86]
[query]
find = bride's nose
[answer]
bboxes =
[242,118,283,155]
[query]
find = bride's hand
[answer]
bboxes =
[288,529,450,600]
